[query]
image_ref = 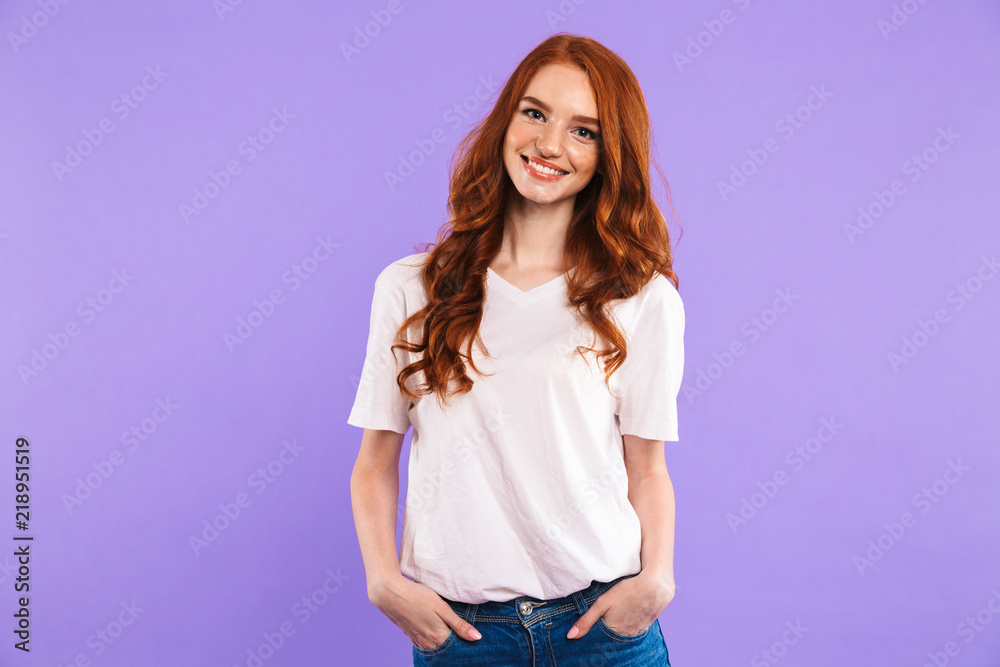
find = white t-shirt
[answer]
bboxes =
[347,251,685,604]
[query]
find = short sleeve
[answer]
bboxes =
[612,276,685,442]
[346,278,413,435]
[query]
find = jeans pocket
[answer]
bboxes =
[596,617,652,642]
[412,628,456,656]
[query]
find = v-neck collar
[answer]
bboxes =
[487,266,568,303]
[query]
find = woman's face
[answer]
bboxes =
[502,62,602,208]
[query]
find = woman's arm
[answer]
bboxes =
[622,432,676,586]
[351,427,406,598]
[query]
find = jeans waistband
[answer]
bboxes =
[440,572,639,626]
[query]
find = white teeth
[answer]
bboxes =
[526,157,566,176]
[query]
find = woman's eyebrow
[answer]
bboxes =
[520,95,600,127]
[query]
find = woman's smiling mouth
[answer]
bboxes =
[521,154,569,179]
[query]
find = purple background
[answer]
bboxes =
[2,0,999,665]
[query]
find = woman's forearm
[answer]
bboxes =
[628,468,676,583]
[351,462,405,596]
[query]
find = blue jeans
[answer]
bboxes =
[412,573,671,666]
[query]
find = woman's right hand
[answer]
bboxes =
[369,574,483,650]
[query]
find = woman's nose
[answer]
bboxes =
[535,124,564,157]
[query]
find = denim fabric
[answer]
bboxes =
[412,573,671,666]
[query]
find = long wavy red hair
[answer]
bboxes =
[392,33,682,410]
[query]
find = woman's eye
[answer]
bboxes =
[522,108,598,141]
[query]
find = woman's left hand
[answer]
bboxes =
[566,570,676,639]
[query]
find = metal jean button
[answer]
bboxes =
[518,601,533,616]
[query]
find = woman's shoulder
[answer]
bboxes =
[611,272,684,325]
[625,271,682,308]
[374,251,430,293]
[643,272,682,307]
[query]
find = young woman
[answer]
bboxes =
[349,33,684,666]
